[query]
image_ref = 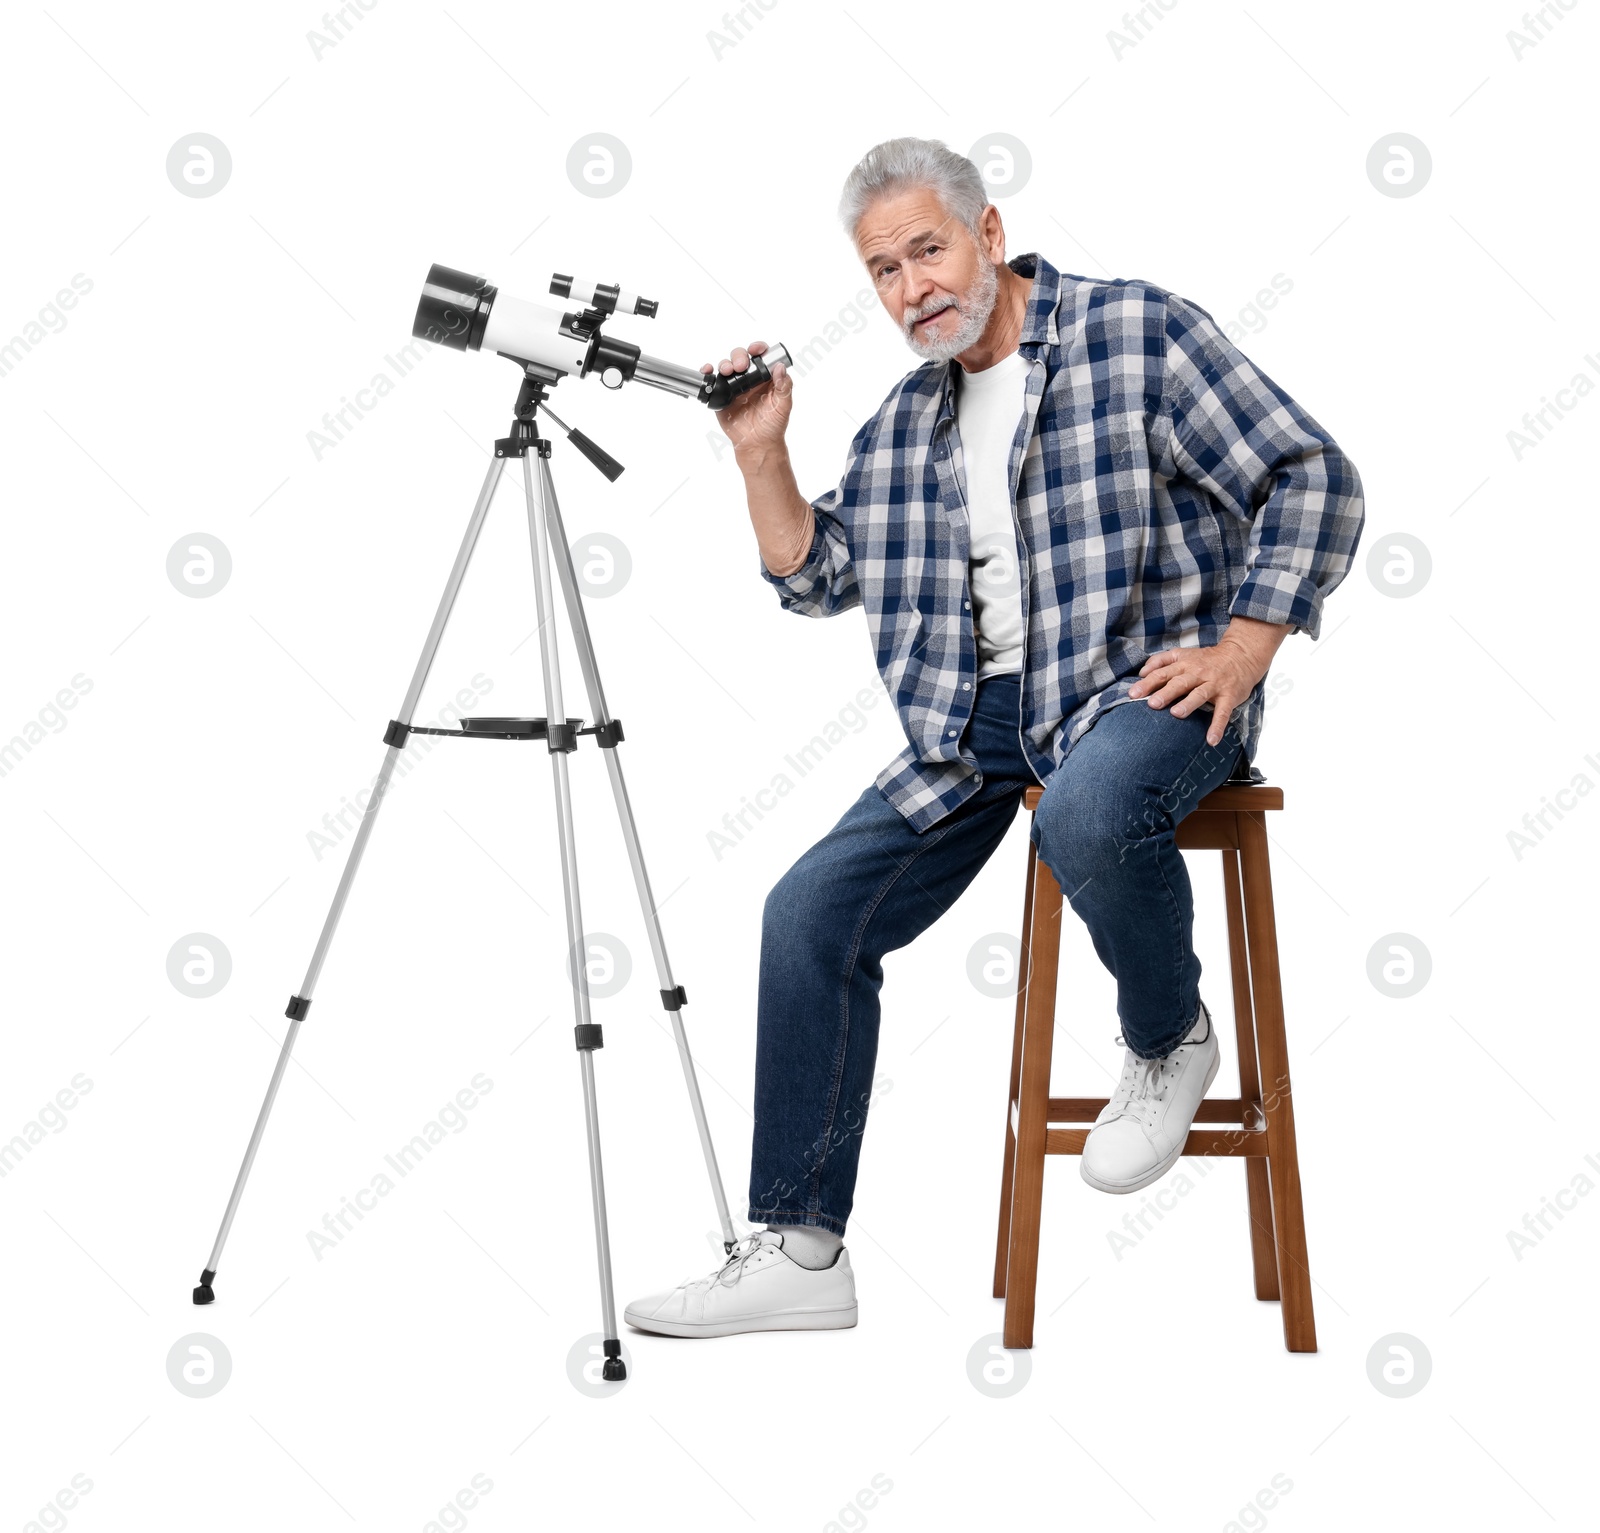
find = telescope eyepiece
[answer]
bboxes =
[696,342,794,410]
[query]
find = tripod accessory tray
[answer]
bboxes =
[382,715,625,751]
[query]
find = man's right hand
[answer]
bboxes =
[708,341,812,578]
[703,341,792,464]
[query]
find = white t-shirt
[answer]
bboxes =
[954,350,1027,678]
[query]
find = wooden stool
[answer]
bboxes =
[992,780,1316,1353]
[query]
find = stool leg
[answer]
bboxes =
[1003,848,1063,1350]
[1237,812,1317,1353]
[1222,846,1280,1301]
[994,838,1038,1299]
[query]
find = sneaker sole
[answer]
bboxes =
[623,1303,858,1338]
[1079,1046,1221,1196]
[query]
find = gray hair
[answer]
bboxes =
[837,137,989,242]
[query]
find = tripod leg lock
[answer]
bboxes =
[601,1336,626,1382]
[590,718,625,749]
[574,1023,604,1051]
[660,985,688,1011]
[383,719,410,748]
[546,722,579,753]
[193,1267,217,1305]
[285,995,312,1021]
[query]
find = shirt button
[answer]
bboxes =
[947,728,958,737]
[962,682,971,690]
[964,600,971,609]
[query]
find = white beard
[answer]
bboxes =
[900,254,1000,364]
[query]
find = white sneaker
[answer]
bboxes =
[1081,1001,1219,1195]
[623,1231,858,1338]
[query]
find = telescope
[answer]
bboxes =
[412,263,790,410]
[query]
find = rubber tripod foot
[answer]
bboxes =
[602,1357,627,1382]
[193,1268,216,1305]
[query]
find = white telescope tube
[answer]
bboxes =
[480,293,591,376]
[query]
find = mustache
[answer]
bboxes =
[902,297,957,332]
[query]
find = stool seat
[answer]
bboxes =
[1023,782,1283,813]
[995,774,1316,1352]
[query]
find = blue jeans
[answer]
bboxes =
[748,674,1244,1235]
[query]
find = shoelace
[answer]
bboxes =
[682,1233,778,1293]
[1104,1039,1170,1125]
[1100,1008,1210,1128]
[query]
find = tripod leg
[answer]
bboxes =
[521,452,626,1382]
[536,453,738,1253]
[193,457,507,1304]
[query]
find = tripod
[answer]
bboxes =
[191,365,737,1381]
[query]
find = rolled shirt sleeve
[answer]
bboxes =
[1157,294,1365,640]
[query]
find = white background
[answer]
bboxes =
[2,2,1595,1529]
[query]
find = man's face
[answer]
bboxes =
[854,186,1000,363]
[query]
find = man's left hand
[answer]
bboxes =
[1128,616,1294,746]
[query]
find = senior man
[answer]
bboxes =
[625,137,1364,1339]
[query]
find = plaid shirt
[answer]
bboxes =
[762,252,1365,832]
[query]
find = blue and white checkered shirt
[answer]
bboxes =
[762,252,1365,832]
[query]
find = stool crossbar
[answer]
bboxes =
[992,781,1317,1353]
